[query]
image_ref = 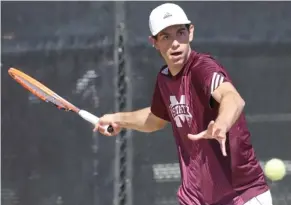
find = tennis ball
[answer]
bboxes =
[264,158,286,181]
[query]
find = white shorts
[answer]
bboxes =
[244,190,273,205]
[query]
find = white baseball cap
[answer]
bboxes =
[149,3,191,36]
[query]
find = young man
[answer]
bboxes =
[94,3,272,205]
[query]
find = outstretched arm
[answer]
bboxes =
[115,107,168,132]
[188,82,245,156]
[94,107,168,136]
[187,57,245,156]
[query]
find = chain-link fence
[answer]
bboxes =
[2,2,291,205]
[2,2,117,205]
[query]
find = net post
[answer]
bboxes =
[113,2,133,205]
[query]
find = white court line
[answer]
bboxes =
[246,113,291,123]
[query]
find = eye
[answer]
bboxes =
[162,35,169,40]
[178,30,186,36]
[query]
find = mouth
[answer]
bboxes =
[171,51,182,56]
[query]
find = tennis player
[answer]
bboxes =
[94,3,272,205]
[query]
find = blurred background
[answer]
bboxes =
[1,1,291,205]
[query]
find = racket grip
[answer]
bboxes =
[78,110,114,133]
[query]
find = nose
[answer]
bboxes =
[172,39,180,50]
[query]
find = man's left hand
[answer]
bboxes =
[187,120,227,156]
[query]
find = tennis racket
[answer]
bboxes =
[8,67,114,133]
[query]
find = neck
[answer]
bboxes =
[168,49,191,76]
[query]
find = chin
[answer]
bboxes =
[172,58,186,66]
[172,61,184,66]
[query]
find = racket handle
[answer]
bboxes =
[78,110,114,133]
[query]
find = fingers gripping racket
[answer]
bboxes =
[8,68,114,133]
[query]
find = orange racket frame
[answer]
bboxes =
[8,67,113,132]
[9,68,79,112]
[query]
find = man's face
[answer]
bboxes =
[150,24,194,67]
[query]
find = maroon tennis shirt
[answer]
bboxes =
[151,51,269,205]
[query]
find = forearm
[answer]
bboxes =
[116,107,163,132]
[215,92,245,131]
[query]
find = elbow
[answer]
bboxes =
[224,91,245,110]
[143,122,167,133]
[238,96,245,111]
[145,124,166,133]
[143,129,156,133]
[241,98,245,108]
[225,92,245,112]
[155,123,167,132]
[136,124,162,133]
[141,126,156,133]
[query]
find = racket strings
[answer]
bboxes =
[16,76,68,110]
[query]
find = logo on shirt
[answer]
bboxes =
[169,95,192,127]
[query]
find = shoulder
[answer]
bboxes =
[190,52,223,72]
[190,52,228,78]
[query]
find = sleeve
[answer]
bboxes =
[150,79,171,121]
[193,56,232,103]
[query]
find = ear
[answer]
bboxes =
[189,24,194,42]
[149,36,158,50]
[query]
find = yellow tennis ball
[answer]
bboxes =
[264,158,286,181]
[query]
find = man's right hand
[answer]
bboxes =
[93,113,122,136]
